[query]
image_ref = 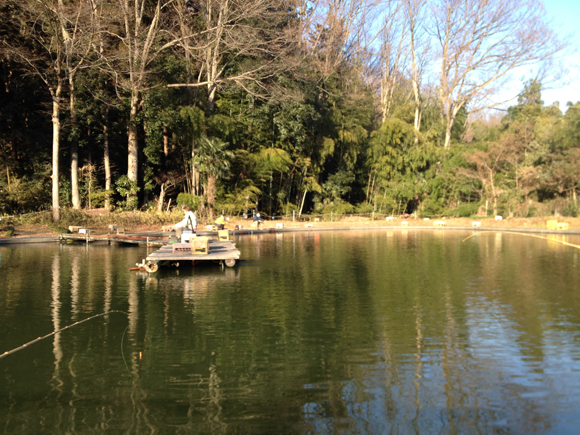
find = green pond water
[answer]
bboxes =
[1,230,580,434]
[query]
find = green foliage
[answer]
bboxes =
[321,199,355,217]
[254,147,292,181]
[368,118,434,200]
[88,190,114,208]
[419,197,445,217]
[322,170,355,202]
[355,202,374,214]
[115,176,140,210]
[194,136,234,179]
[177,106,206,147]
[176,193,202,211]
[48,224,70,234]
[450,202,481,218]
[561,204,578,217]
[219,183,262,214]
[59,177,72,208]
[0,173,51,215]
[374,195,398,215]
[279,202,298,216]
[505,79,545,123]
[526,206,537,218]
[1,2,578,224]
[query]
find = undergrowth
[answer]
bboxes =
[10,209,186,229]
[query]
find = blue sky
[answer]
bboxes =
[530,0,579,109]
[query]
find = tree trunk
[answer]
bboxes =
[413,102,422,143]
[163,126,169,159]
[298,190,307,217]
[208,83,217,116]
[443,118,453,149]
[103,105,111,210]
[408,0,424,144]
[69,76,81,210]
[191,139,200,196]
[365,170,373,202]
[87,146,92,209]
[207,174,216,219]
[127,91,139,183]
[158,182,165,211]
[127,90,139,208]
[2,60,18,162]
[443,106,460,149]
[51,81,63,221]
[488,168,497,215]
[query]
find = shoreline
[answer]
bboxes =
[1,220,580,245]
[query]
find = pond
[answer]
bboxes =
[1,230,580,434]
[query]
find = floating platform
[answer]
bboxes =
[59,232,168,246]
[143,239,240,272]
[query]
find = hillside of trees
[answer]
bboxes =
[1,0,577,221]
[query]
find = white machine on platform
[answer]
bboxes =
[181,231,196,243]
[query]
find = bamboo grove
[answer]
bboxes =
[0,0,577,220]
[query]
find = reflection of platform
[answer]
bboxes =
[146,240,240,269]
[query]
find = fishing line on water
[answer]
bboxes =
[120,323,131,375]
[462,230,580,250]
[0,310,129,360]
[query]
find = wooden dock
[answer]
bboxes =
[143,240,240,272]
[60,232,168,246]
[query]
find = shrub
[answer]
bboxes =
[561,204,578,217]
[176,193,202,211]
[420,198,444,217]
[322,200,355,220]
[0,176,51,215]
[88,190,114,208]
[355,202,374,214]
[526,207,537,218]
[450,203,480,218]
[48,225,69,234]
[115,176,140,210]
[279,202,298,217]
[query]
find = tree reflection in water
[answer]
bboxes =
[0,232,579,433]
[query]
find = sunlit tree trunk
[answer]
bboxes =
[405,0,428,142]
[128,91,139,184]
[69,77,81,209]
[158,182,166,211]
[103,105,112,210]
[50,80,63,221]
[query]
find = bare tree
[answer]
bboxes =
[305,0,383,79]
[98,0,182,190]
[168,0,297,113]
[3,0,98,218]
[60,0,94,210]
[432,0,563,149]
[377,0,408,122]
[404,0,429,139]
[3,0,69,220]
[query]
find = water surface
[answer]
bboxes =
[1,230,580,434]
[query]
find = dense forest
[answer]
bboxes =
[0,0,578,221]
